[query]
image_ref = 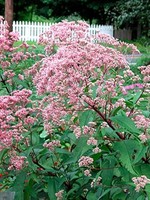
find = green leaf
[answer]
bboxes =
[112,191,127,200]
[119,167,131,182]
[145,184,150,200]
[111,114,140,134]
[79,110,95,127]
[98,188,111,199]
[86,192,97,200]
[132,91,142,104]
[0,149,8,162]
[47,177,65,200]
[114,140,137,175]
[47,179,57,200]
[55,148,70,155]
[101,156,116,186]
[137,195,146,200]
[142,110,150,118]
[139,164,150,178]
[12,171,26,200]
[40,130,48,138]
[133,145,147,164]
[24,179,37,199]
[111,187,123,200]
[31,131,40,145]
[64,136,89,164]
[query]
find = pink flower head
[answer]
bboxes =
[87,137,97,146]
[43,140,61,151]
[84,169,91,176]
[132,175,150,192]
[78,156,93,167]
[55,190,64,200]
[8,155,27,170]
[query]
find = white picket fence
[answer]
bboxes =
[0,21,113,41]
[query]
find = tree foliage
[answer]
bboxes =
[112,0,150,36]
[1,0,150,36]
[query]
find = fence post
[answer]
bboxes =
[25,21,30,41]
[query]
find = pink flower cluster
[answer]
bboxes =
[11,51,29,63]
[27,38,128,132]
[8,155,27,170]
[93,147,101,153]
[134,115,150,129]
[123,83,143,90]
[0,16,41,87]
[39,20,140,56]
[113,98,126,109]
[121,83,144,95]
[72,125,96,138]
[138,65,150,83]
[78,156,93,167]
[55,190,64,200]
[96,33,140,54]
[132,175,150,192]
[26,21,150,141]
[38,20,90,54]
[0,89,33,152]
[43,140,61,151]
[87,137,97,146]
[139,133,149,143]
[84,169,91,176]
[91,176,102,188]
[0,17,19,52]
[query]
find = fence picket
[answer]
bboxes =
[1,21,113,41]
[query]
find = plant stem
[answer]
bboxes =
[0,74,11,94]
[83,99,125,140]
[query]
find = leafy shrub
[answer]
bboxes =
[0,17,150,200]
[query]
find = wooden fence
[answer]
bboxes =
[114,29,132,40]
[0,21,113,41]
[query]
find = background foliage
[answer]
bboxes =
[0,0,150,36]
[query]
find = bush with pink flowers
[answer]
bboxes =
[0,17,150,200]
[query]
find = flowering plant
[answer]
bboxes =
[0,18,150,200]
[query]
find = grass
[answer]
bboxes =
[123,37,150,54]
[14,41,37,46]
[14,40,45,55]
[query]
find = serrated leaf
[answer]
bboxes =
[133,146,147,164]
[111,114,140,134]
[114,140,137,175]
[101,157,116,186]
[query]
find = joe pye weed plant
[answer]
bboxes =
[0,16,150,200]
